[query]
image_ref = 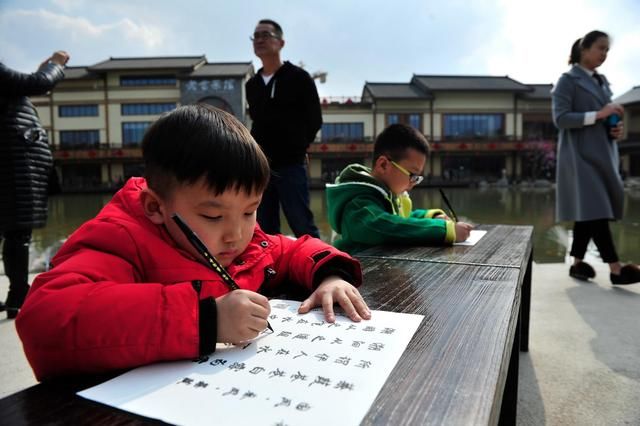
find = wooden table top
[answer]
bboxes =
[0,225,532,425]
[358,258,521,425]
[356,224,533,270]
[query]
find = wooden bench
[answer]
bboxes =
[0,224,533,425]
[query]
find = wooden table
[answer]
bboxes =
[0,225,533,425]
[357,258,523,425]
[356,224,533,352]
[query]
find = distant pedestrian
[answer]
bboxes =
[0,51,69,318]
[552,30,640,285]
[246,19,321,238]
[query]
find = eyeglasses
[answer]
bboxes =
[250,31,280,41]
[390,160,424,185]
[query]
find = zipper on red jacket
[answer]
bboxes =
[191,280,202,295]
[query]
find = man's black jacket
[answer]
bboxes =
[246,61,322,169]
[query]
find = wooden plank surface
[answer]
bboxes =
[0,246,524,425]
[356,224,533,270]
[357,259,521,425]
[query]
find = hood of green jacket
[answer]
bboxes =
[326,164,395,234]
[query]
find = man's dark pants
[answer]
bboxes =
[257,163,320,238]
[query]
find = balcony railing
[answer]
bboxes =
[52,144,142,160]
[50,138,557,161]
[320,96,363,105]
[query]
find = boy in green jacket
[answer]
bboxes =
[326,124,473,253]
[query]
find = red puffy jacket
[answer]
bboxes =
[16,178,362,380]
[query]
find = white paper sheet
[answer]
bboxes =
[78,299,423,426]
[454,229,487,246]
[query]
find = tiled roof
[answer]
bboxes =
[363,82,432,99]
[615,86,640,105]
[89,56,206,71]
[412,75,532,92]
[520,84,553,100]
[62,67,95,80]
[186,62,254,77]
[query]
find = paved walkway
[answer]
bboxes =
[1,258,639,424]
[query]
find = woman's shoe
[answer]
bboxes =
[6,307,19,319]
[569,261,596,281]
[611,264,640,285]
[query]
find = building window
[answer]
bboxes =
[59,105,98,117]
[121,103,176,115]
[321,123,364,143]
[523,122,557,140]
[385,113,422,130]
[120,76,176,86]
[59,130,100,149]
[443,114,504,140]
[122,122,151,147]
[522,114,557,140]
[61,164,102,189]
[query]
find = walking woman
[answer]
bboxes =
[552,30,640,285]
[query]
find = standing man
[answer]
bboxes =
[246,19,321,238]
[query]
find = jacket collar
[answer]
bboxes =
[567,65,610,106]
[256,61,292,82]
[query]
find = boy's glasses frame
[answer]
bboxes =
[390,159,424,185]
[250,31,280,41]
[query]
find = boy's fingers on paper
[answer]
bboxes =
[350,288,371,319]
[297,297,314,313]
[322,293,336,323]
[337,293,361,322]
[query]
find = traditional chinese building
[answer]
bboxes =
[615,86,640,177]
[32,56,638,191]
[32,56,253,191]
[313,78,558,186]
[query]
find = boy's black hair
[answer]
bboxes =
[258,19,283,38]
[373,123,430,162]
[142,104,270,198]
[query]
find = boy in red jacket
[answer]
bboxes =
[16,104,369,381]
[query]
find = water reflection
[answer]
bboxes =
[31,188,640,266]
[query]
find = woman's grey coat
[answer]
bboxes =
[552,65,624,222]
[0,62,65,232]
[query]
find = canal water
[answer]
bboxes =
[29,187,640,270]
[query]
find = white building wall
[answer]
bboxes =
[433,92,513,110]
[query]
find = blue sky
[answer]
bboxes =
[1,0,639,98]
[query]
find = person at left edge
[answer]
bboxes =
[15,104,369,381]
[0,51,68,319]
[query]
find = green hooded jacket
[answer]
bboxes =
[326,164,456,253]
